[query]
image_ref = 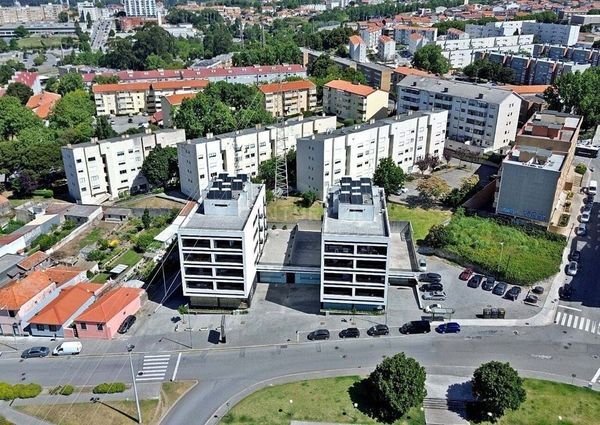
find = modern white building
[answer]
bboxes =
[177,174,266,308]
[321,178,390,310]
[296,110,448,199]
[348,35,367,63]
[396,76,521,153]
[62,129,186,204]
[394,25,437,45]
[177,116,337,199]
[123,0,156,17]
[360,24,382,50]
[465,21,580,47]
[77,2,110,22]
[378,35,396,62]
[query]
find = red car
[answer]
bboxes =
[459,268,474,280]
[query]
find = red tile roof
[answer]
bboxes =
[164,92,197,106]
[92,82,151,94]
[43,267,85,287]
[150,79,209,90]
[75,287,144,323]
[379,35,393,43]
[0,195,8,206]
[258,80,316,94]
[25,91,61,119]
[29,283,101,326]
[0,271,55,310]
[394,66,432,77]
[324,80,376,97]
[349,35,364,45]
[17,251,49,271]
[11,71,39,88]
[503,85,550,94]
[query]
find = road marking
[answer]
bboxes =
[555,311,562,324]
[591,321,597,334]
[585,319,591,332]
[171,352,182,381]
[573,316,579,328]
[137,353,171,382]
[567,315,574,327]
[579,319,586,330]
[144,354,171,359]
[561,314,568,326]
[558,305,583,312]
[142,365,168,370]
[591,367,600,384]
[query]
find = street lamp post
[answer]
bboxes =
[187,304,192,349]
[498,242,505,273]
[127,344,142,424]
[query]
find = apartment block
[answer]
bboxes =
[348,35,367,63]
[465,21,580,47]
[161,92,196,128]
[178,116,336,199]
[378,35,396,62]
[0,3,64,25]
[393,25,437,45]
[360,24,382,50]
[62,129,186,204]
[297,110,448,199]
[123,0,156,17]
[77,1,111,22]
[396,76,521,153]
[258,80,317,118]
[323,80,389,123]
[177,174,266,309]
[146,80,209,112]
[495,111,583,227]
[321,178,390,310]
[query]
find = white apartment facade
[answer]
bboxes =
[77,2,111,22]
[123,0,156,17]
[178,116,337,199]
[321,178,390,310]
[177,175,266,308]
[0,3,64,25]
[62,129,186,204]
[394,25,437,45]
[323,80,389,123]
[297,110,448,199]
[258,80,317,118]
[378,35,396,62]
[360,24,382,50]
[396,76,521,152]
[348,35,367,63]
[465,21,580,46]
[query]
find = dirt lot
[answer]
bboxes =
[52,221,118,259]
[119,195,184,210]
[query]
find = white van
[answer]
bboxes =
[52,341,82,356]
[589,180,597,196]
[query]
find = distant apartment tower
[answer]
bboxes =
[321,178,390,310]
[297,110,448,199]
[396,76,521,153]
[323,80,389,123]
[62,129,186,204]
[258,80,317,118]
[0,3,64,25]
[177,174,266,309]
[360,24,382,50]
[465,21,579,46]
[378,35,395,62]
[393,25,437,45]
[348,35,367,63]
[123,0,156,17]
[77,1,110,22]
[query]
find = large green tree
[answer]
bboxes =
[141,146,179,189]
[463,59,515,83]
[49,89,96,144]
[5,82,33,105]
[373,157,406,197]
[56,73,85,96]
[0,96,43,140]
[471,361,526,420]
[95,116,118,140]
[367,353,427,422]
[412,45,450,74]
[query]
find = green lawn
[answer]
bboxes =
[115,249,142,267]
[17,36,64,49]
[79,228,106,249]
[222,376,425,425]
[266,197,324,222]
[0,220,25,234]
[91,273,110,283]
[483,379,600,425]
[0,415,14,425]
[441,211,565,285]
[387,203,452,240]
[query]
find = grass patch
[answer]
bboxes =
[79,228,105,249]
[119,196,183,210]
[0,220,25,234]
[222,376,424,425]
[266,196,324,222]
[17,36,64,49]
[439,211,565,285]
[0,415,14,425]
[387,203,451,240]
[160,381,195,411]
[480,378,600,425]
[115,249,142,268]
[91,273,110,283]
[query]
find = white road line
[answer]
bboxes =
[561,313,569,326]
[142,365,168,370]
[137,372,166,377]
[579,318,586,330]
[555,311,562,324]
[591,367,600,384]
[144,360,169,365]
[591,321,597,334]
[567,315,574,327]
[144,355,171,359]
[136,377,165,381]
[558,305,583,312]
[171,352,182,382]
[572,316,579,328]
[585,319,591,332]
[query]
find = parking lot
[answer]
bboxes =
[110,115,150,134]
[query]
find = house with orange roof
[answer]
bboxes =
[161,92,197,128]
[74,287,145,339]
[28,282,102,337]
[323,80,389,123]
[16,251,51,273]
[348,35,367,63]
[25,91,61,120]
[360,23,382,50]
[258,80,317,118]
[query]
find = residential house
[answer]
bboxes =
[25,92,61,120]
[258,80,317,118]
[323,80,389,123]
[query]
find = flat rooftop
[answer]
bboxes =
[505,146,565,172]
[259,221,322,268]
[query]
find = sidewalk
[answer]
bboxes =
[0,401,53,425]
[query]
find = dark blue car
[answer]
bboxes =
[435,322,461,334]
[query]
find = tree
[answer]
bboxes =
[424,224,450,247]
[141,208,152,229]
[367,353,427,422]
[443,150,452,165]
[94,116,117,140]
[86,12,92,29]
[5,82,33,105]
[417,176,450,203]
[14,25,29,38]
[257,157,276,189]
[415,156,431,176]
[301,190,317,207]
[141,146,179,189]
[0,39,8,53]
[92,75,120,85]
[33,54,46,67]
[471,361,526,420]
[373,157,406,197]
[58,11,69,23]
[429,155,440,171]
[50,90,96,144]
[56,73,84,96]
[412,45,450,74]
[0,96,42,140]
[463,59,515,83]
[10,171,38,197]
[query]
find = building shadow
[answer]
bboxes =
[445,381,473,421]
[264,284,321,315]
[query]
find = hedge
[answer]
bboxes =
[0,382,42,400]
[92,382,126,394]
[49,385,74,396]
[32,189,54,198]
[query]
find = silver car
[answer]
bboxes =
[566,261,578,276]
[422,291,447,301]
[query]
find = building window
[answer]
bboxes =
[49,325,58,332]
[80,323,87,330]
[36,324,44,331]
[97,324,104,331]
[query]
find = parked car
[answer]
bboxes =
[577,223,587,236]
[423,303,442,313]
[422,291,447,301]
[418,258,427,272]
[419,273,441,283]
[52,341,82,356]
[482,277,495,291]
[117,315,136,334]
[532,286,544,295]
[459,268,474,280]
[506,286,521,301]
[583,203,592,213]
[492,282,508,296]
[570,250,581,262]
[308,329,330,341]
[559,284,573,300]
[339,327,360,339]
[435,322,461,334]
[580,211,591,223]
[367,324,389,336]
[467,275,483,288]
[525,294,539,304]
[127,117,134,123]
[21,346,49,359]
[420,282,444,292]
[400,320,431,334]
[566,261,578,276]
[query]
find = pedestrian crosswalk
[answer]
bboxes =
[136,354,171,382]
[555,311,600,335]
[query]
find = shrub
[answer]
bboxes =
[92,382,126,394]
[0,383,15,400]
[32,188,54,198]
[471,361,526,421]
[0,383,41,400]
[301,190,317,207]
[87,249,107,262]
[59,385,74,395]
[575,163,587,175]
